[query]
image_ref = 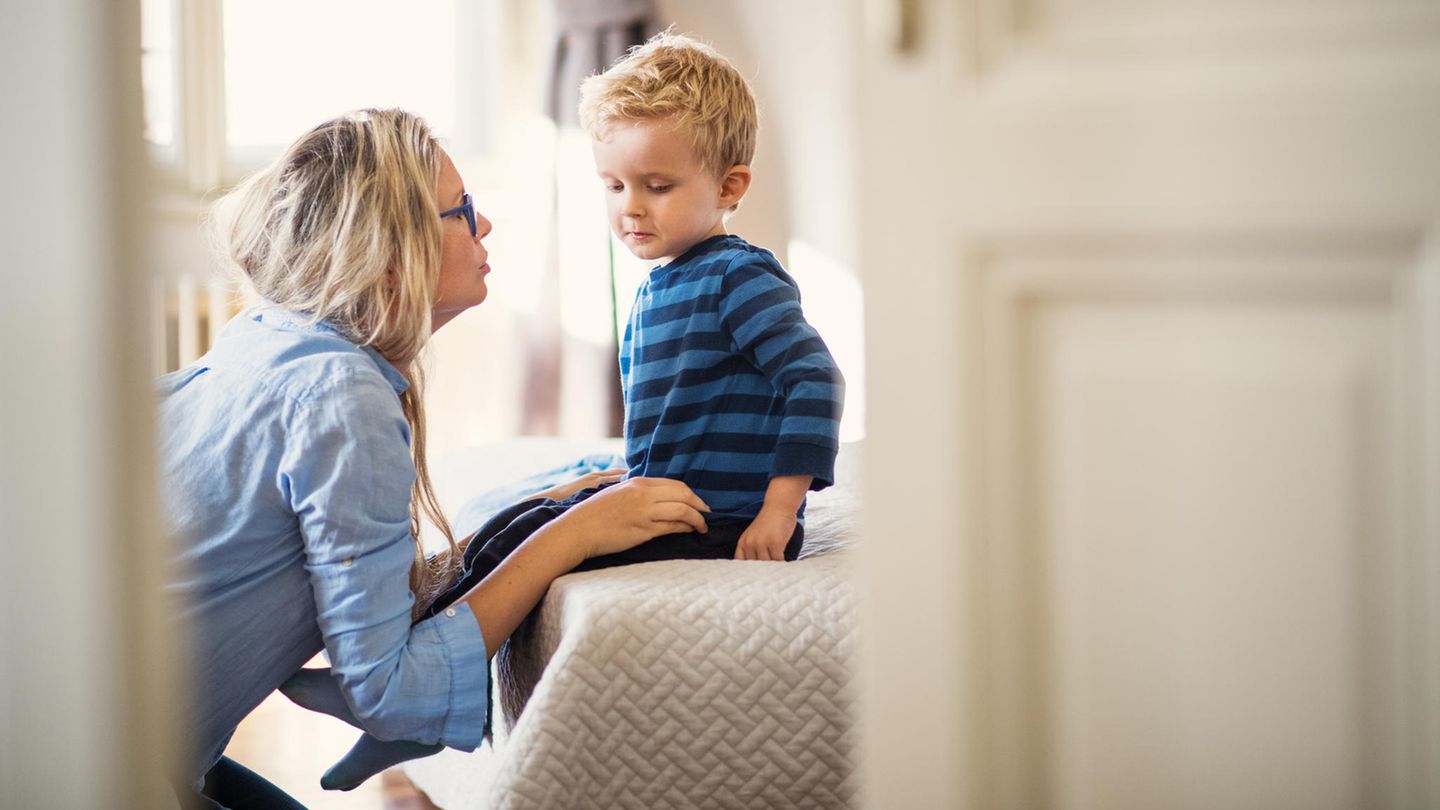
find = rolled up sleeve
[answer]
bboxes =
[281,372,489,748]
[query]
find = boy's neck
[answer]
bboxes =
[658,225,734,268]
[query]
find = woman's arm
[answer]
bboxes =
[426,466,628,574]
[462,477,708,655]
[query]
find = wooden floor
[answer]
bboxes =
[378,770,443,810]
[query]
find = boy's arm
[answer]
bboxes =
[718,256,845,490]
[735,474,813,561]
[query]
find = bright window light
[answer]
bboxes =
[140,0,175,149]
[223,0,459,159]
[788,239,866,442]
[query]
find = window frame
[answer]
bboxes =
[150,0,512,198]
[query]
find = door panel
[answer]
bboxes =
[1033,301,1387,810]
[975,244,1424,808]
[854,1,1440,807]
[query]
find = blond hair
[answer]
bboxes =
[578,30,758,178]
[209,108,459,617]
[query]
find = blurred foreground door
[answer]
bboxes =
[854,2,1440,808]
[0,1,171,808]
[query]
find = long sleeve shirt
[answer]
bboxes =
[156,306,489,789]
[620,234,845,518]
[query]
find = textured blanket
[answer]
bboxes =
[405,441,859,809]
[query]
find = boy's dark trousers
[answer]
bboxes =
[423,484,804,621]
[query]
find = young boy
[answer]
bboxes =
[282,31,844,790]
[585,30,844,559]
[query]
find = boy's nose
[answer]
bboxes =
[620,193,643,218]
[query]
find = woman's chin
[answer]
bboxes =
[431,291,486,331]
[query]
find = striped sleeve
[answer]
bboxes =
[718,256,845,489]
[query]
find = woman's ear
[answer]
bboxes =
[718,164,752,209]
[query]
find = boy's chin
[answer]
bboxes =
[626,245,669,263]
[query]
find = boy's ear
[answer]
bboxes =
[718,164,752,208]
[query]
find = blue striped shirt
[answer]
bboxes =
[620,234,844,518]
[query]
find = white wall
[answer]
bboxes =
[651,1,867,440]
[653,0,860,267]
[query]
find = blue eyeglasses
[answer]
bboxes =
[440,192,477,237]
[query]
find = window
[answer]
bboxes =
[140,0,176,155]
[142,0,502,194]
[222,0,459,163]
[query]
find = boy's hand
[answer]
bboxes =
[735,475,811,561]
[734,505,796,562]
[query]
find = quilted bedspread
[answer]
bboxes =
[404,441,860,809]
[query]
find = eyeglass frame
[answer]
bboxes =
[439,192,477,238]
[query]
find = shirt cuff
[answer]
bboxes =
[772,441,837,491]
[425,600,490,750]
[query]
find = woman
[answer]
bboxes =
[158,108,709,809]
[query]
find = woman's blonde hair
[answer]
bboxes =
[210,108,459,617]
[578,30,758,179]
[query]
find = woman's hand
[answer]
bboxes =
[550,476,710,559]
[461,476,708,660]
[532,468,629,503]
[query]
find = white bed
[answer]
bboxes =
[404,438,860,809]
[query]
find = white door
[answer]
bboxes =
[854,2,1440,808]
[1,1,172,808]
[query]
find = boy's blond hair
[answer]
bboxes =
[578,31,758,177]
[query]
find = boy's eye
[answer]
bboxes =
[604,182,623,192]
[648,184,672,193]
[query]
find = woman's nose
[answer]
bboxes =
[474,211,493,241]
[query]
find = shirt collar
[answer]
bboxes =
[361,346,410,395]
[244,304,411,395]
[650,234,741,279]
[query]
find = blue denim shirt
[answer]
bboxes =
[157,306,489,787]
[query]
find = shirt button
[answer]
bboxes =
[445,608,457,618]
[342,558,354,568]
